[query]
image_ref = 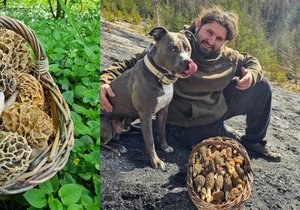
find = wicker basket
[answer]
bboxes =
[0,16,74,194]
[187,136,253,210]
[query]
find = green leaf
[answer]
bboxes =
[80,135,94,146]
[59,172,76,186]
[53,31,62,41]
[93,175,100,196]
[72,103,88,115]
[54,47,67,54]
[51,175,60,192]
[84,46,95,58]
[81,77,91,86]
[81,194,93,207]
[74,85,88,98]
[84,205,100,210]
[87,120,100,139]
[62,91,74,104]
[83,89,99,106]
[67,204,83,210]
[58,184,83,205]
[39,179,54,195]
[73,122,92,136]
[49,64,60,73]
[48,197,63,210]
[81,150,100,165]
[23,189,47,208]
[85,63,95,72]
[94,195,100,208]
[26,207,40,210]
[61,83,69,91]
[68,49,78,58]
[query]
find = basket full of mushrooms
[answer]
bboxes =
[0,16,74,194]
[187,136,253,210]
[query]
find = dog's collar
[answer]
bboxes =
[143,54,178,85]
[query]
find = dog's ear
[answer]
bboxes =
[181,30,196,42]
[148,27,168,41]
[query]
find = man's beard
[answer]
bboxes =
[197,41,215,56]
[195,40,220,58]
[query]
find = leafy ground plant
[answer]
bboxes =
[24,175,99,210]
[0,4,100,210]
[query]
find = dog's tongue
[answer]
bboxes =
[184,61,198,75]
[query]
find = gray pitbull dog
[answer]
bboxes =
[101,27,198,170]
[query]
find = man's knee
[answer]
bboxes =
[256,77,271,94]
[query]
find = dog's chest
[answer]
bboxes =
[153,84,174,114]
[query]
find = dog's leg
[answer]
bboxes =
[156,106,174,153]
[139,112,166,171]
[101,117,128,156]
[102,140,127,156]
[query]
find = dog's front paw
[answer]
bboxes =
[102,143,127,156]
[151,157,166,171]
[117,145,128,155]
[163,146,174,153]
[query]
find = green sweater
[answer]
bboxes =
[100,29,263,127]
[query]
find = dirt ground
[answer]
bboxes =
[100,20,300,210]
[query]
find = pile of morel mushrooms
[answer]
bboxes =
[189,143,250,205]
[0,29,54,185]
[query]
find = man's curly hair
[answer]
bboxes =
[197,6,238,43]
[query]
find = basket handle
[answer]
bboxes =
[0,15,49,75]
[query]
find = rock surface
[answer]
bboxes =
[100,20,300,210]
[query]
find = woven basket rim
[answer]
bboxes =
[0,15,74,195]
[187,136,254,210]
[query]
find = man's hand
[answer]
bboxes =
[236,67,253,90]
[100,83,115,112]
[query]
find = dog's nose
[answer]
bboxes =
[182,60,190,70]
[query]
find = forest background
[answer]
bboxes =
[0,0,100,210]
[101,0,300,91]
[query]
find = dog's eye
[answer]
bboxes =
[170,46,178,52]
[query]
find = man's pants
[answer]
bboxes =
[166,77,272,149]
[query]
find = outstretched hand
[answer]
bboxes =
[100,83,115,112]
[236,67,253,90]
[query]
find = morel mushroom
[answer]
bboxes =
[225,159,236,175]
[211,191,225,205]
[199,146,209,166]
[205,172,215,202]
[0,29,33,73]
[0,92,4,116]
[234,155,244,165]
[214,175,224,191]
[200,187,207,201]
[15,73,45,109]
[231,171,244,187]
[193,160,202,177]
[224,173,233,201]
[194,174,205,193]
[0,65,17,96]
[227,184,244,201]
[214,151,225,168]
[236,164,245,178]
[207,159,216,174]
[0,131,32,184]
[2,102,53,151]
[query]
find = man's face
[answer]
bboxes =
[195,21,227,57]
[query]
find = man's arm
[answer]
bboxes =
[235,52,263,90]
[100,45,152,84]
[100,46,151,112]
